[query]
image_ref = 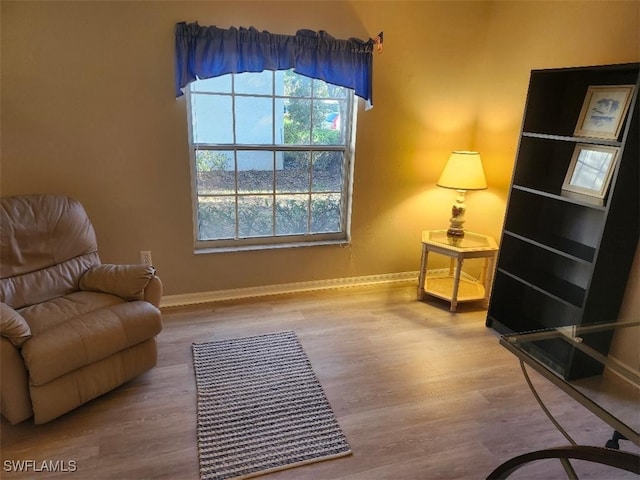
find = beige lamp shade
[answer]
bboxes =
[437,151,487,191]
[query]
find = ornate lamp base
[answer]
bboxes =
[446,189,467,244]
[447,227,465,238]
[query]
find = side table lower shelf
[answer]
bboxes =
[422,269,487,306]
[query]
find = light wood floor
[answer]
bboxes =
[1,283,638,479]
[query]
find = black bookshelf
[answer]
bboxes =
[487,63,639,380]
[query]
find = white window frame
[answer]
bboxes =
[186,71,358,252]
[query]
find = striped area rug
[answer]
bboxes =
[192,331,352,480]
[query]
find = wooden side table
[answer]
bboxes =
[417,230,499,312]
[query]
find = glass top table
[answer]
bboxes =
[489,321,640,478]
[500,320,639,446]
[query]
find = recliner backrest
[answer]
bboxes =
[0,194,100,309]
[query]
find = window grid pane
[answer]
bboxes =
[189,70,354,246]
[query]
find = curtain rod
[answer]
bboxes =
[373,31,383,54]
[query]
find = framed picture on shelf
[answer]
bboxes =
[561,144,620,205]
[574,85,634,139]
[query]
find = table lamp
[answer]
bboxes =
[437,151,487,241]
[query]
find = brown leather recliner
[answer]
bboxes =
[0,194,163,424]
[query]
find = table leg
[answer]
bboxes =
[450,256,463,312]
[417,245,429,300]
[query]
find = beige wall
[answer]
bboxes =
[1,1,638,305]
[611,245,640,369]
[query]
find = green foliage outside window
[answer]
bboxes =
[197,194,341,239]
[196,151,232,172]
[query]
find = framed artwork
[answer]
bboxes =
[574,85,634,140]
[561,144,620,205]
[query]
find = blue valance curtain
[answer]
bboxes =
[175,22,378,108]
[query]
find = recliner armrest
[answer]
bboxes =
[0,302,31,347]
[79,264,161,305]
[0,337,33,424]
[143,275,163,308]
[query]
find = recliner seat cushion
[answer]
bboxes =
[18,291,125,335]
[22,301,162,386]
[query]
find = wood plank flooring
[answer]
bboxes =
[1,283,638,479]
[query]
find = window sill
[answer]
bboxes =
[194,239,350,254]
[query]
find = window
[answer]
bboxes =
[186,69,357,251]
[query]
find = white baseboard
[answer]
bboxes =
[160,271,419,308]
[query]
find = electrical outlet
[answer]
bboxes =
[140,251,153,266]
